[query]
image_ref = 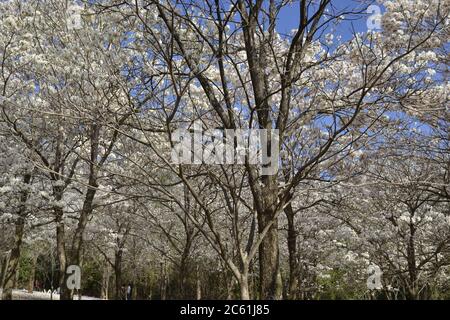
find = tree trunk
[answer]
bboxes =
[178,244,190,299]
[196,266,201,300]
[0,253,10,290]
[13,261,20,288]
[27,255,38,293]
[101,264,110,300]
[160,261,167,300]
[66,124,100,299]
[406,221,418,300]
[2,174,31,300]
[114,249,123,300]
[132,280,137,300]
[239,274,250,300]
[257,175,282,300]
[285,202,298,299]
[71,188,96,268]
[3,229,23,299]
[2,220,23,300]
[55,205,70,300]
[258,214,282,300]
[226,277,235,300]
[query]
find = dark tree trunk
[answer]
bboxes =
[64,124,101,299]
[178,230,193,298]
[178,257,188,299]
[2,221,24,300]
[71,188,96,267]
[114,249,123,300]
[285,202,298,299]
[406,221,418,300]
[2,174,31,300]
[257,175,282,300]
[55,205,70,300]
[0,253,10,290]
[258,213,281,299]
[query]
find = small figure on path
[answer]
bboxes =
[126,284,132,300]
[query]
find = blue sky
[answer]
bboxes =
[277,0,383,41]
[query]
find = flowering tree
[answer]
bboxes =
[0,0,448,300]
